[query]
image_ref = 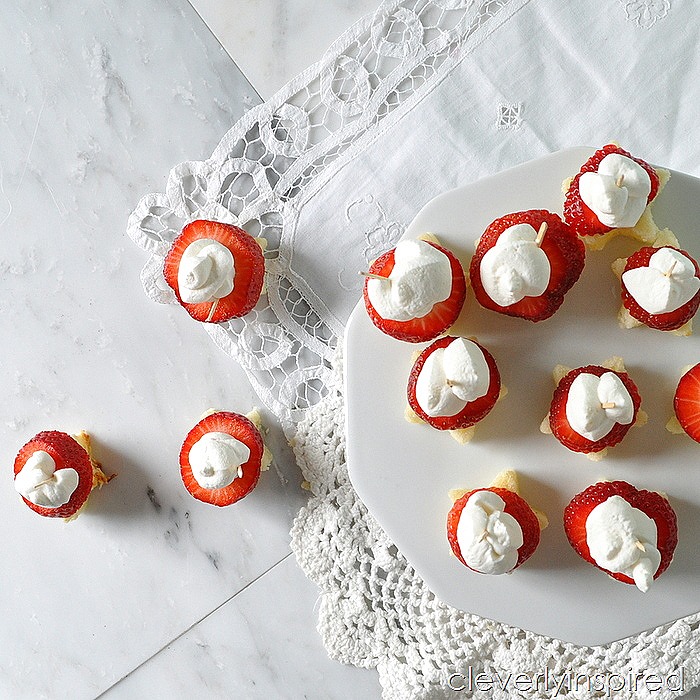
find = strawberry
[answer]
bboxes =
[621,246,700,331]
[447,487,541,572]
[674,363,700,442]
[549,365,641,454]
[469,210,585,322]
[363,241,466,343]
[180,411,264,506]
[564,144,660,238]
[164,220,265,323]
[14,431,97,518]
[407,336,500,430]
[564,480,678,586]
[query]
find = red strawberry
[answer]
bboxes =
[363,241,466,343]
[164,220,265,323]
[14,431,96,519]
[564,480,678,586]
[447,487,541,572]
[469,210,585,322]
[549,365,641,454]
[621,246,700,331]
[564,144,660,238]
[180,411,264,506]
[674,363,700,442]
[407,336,500,430]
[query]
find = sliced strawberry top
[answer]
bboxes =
[447,487,541,572]
[14,431,94,519]
[674,363,700,443]
[564,480,678,585]
[469,210,585,322]
[564,144,660,237]
[407,336,500,430]
[621,246,700,331]
[363,241,466,343]
[549,365,641,454]
[164,220,265,323]
[180,411,264,507]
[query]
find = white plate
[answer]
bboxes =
[345,147,700,646]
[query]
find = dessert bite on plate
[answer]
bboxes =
[612,243,700,335]
[563,144,670,250]
[13,430,112,520]
[447,469,547,575]
[564,480,678,592]
[180,409,271,506]
[164,219,266,323]
[542,357,645,461]
[363,234,466,343]
[469,209,585,322]
[667,363,700,442]
[405,335,504,443]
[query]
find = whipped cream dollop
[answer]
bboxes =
[456,490,523,574]
[189,431,250,490]
[415,338,490,417]
[622,247,700,315]
[479,223,550,306]
[366,239,452,321]
[178,239,235,304]
[14,450,79,508]
[565,372,634,442]
[579,153,652,228]
[586,495,661,592]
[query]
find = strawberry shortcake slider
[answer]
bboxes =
[13,430,111,519]
[613,245,700,335]
[363,235,466,343]
[564,480,678,592]
[180,409,271,506]
[667,363,700,442]
[470,210,585,322]
[164,219,265,323]
[563,144,669,250]
[542,358,645,460]
[406,336,502,443]
[447,470,547,575]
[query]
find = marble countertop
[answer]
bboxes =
[1,1,379,698]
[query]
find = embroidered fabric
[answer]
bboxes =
[127,0,699,696]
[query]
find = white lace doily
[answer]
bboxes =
[127,0,700,696]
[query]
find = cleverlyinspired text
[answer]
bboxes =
[447,667,685,696]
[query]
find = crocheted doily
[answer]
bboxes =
[127,0,700,696]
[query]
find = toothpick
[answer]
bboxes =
[664,260,678,277]
[359,271,388,281]
[206,299,219,322]
[635,541,647,553]
[535,221,548,246]
[615,174,625,188]
[601,402,616,409]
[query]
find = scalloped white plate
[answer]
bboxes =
[345,147,700,646]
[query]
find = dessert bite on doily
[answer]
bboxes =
[180,409,271,506]
[405,335,504,444]
[13,430,112,520]
[362,234,466,343]
[541,357,646,461]
[563,144,670,250]
[447,469,547,575]
[469,209,585,322]
[564,480,678,592]
[164,219,266,323]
